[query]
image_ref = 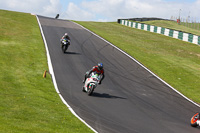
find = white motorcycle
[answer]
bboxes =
[82,72,102,96]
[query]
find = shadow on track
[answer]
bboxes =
[64,51,81,55]
[91,92,127,99]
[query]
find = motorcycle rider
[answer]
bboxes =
[194,113,200,126]
[61,33,70,45]
[83,63,105,85]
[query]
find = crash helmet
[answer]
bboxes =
[64,33,68,36]
[97,63,103,71]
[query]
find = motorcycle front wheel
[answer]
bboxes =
[87,85,94,96]
[62,44,69,53]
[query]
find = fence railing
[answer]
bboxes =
[118,19,200,45]
[171,16,200,31]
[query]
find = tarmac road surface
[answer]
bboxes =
[38,16,200,133]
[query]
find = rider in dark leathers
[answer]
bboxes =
[61,33,70,45]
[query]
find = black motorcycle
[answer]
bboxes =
[61,39,70,53]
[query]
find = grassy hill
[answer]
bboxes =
[0,9,93,133]
[75,21,200,104]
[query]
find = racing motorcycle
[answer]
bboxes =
[190,112,200,127]
[61,39,70,53]
[82,72,101,96]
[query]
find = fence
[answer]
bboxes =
[118,19,200,45]
[171,16,200,31]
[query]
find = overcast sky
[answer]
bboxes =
[0,0,200,22]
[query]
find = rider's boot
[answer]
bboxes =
[83,74,88,83]
[197,120,200,126]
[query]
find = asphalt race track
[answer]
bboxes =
[38,16,200,133]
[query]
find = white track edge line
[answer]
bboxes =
[72,21,200,108]
[36,15,98,133]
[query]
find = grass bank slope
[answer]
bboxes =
[75,21,200,104]
[0,9,93,133]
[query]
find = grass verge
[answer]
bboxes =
[0,9,93,133]
[75,21,200,104]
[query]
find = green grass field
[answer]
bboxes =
[75,21,200,104]
[0,9,93,133]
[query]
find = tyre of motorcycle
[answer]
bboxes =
[62,44,69,53]
[87,84,94,96]
[190,113,199,127]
